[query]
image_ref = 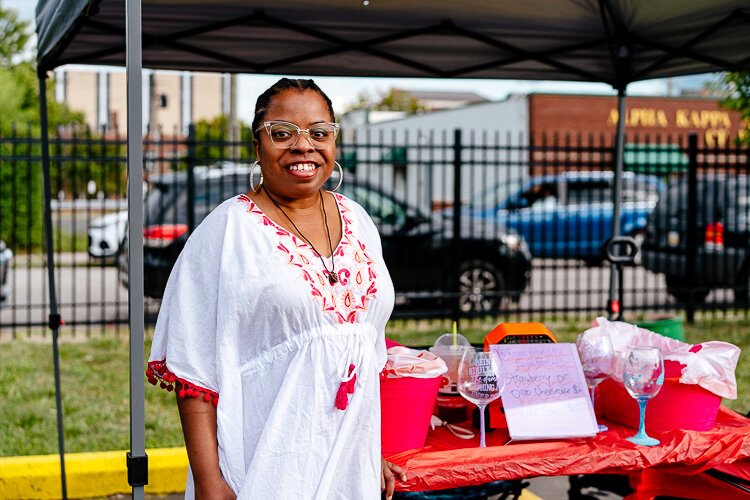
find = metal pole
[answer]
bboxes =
[685,133,699,323]
[126,0,148,496]
[452,129,462,325]
[229,73,239,160]
[38,71,68,500]
[186,124,196,234]
[607,88,627,319]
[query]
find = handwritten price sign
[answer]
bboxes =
[491,343,598,440]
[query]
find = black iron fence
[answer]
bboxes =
[0,125,747,338]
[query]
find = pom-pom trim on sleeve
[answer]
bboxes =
[146,360,219,407]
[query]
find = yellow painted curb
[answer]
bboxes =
[0,447,188,499]
[520,489,544,500]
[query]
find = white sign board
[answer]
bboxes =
[491,343,598,440]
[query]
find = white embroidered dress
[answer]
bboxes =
[147,192,395,499]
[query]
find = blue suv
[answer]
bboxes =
[467,171,664,264]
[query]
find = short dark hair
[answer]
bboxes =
[252,78,335,134]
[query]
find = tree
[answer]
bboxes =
[0,5,29,66]
[191,115,255,163]
[0,62,85,132]
[345,88,427,114]
[0,6,84,133]
[0,6,87,250]
[714,71,750,145]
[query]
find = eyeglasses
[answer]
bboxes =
[256,120,341,149]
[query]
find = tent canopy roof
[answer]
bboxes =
[36,0,750,88]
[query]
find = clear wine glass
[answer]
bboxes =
[457,350,504,448]
[576,330,615,432]
[622,346,664,446]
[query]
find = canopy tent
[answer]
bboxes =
[36,1,750,82]
[34,1,750,498]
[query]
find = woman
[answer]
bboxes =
[146,78,406,499]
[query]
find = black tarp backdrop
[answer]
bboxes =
[35,1,750,498]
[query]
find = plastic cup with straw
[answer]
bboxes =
[430,322,472,394]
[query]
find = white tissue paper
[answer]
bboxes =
[585,317,740,399]
[383,346,449,379]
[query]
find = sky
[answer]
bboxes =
[9,0,716,122]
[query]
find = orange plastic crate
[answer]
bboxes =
[483,322,557,351]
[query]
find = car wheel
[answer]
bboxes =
[454,259,507,314]
[665,275,710,304]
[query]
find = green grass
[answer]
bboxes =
[0,316,747,457]
[54,229,88,254]
[0,338,182,456]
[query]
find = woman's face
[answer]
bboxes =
[254,89,336,201]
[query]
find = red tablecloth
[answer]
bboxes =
[385,406,750,492]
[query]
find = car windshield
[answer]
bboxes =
[470,179,524,210]
[144,183,177,225]
[340,184,409,226]
[144,173,248,226]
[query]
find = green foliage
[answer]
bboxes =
[346,88,427,114]
[0,7,125,250]
[48,129,127,199]
[0,5,29,67]
[0,126,126,251]
[0,4,84,132]
[715,71,750,146]
[0,62,85,133]
[191,115,255,164]
[0,127,43,250]
[377,89,427,113]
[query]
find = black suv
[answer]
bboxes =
[120,166,532,313]
[641,175,750,303]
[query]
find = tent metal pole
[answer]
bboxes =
[37,71,68,500]
[608,87,627,320]
[125,0,148,497]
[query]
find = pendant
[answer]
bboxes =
[328,272,339,285]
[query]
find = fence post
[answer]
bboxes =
[452,129,462,323]
[685,133,698,323]
[186,124,196,235]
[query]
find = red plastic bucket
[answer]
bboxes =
[598,361,722,432]
[381,375,442,454]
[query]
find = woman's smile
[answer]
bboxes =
[286,161,320,177]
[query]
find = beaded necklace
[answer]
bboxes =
[263,185,340,285]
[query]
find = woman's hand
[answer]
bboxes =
[381,457,407,500]
[194,476,236,500]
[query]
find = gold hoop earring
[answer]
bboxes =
[329,161,344,192]
[250,160,264,193]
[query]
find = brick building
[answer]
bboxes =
[528,94,745,148]
[55,68,227,136]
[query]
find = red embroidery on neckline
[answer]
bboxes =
[238,194,378,324]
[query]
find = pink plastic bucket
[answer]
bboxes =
[381,375,442,454]
[598,361,722,432]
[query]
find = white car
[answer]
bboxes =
[0,240,12,305]
[88,210,128,259]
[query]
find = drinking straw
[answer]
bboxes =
[452,321,457,347]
